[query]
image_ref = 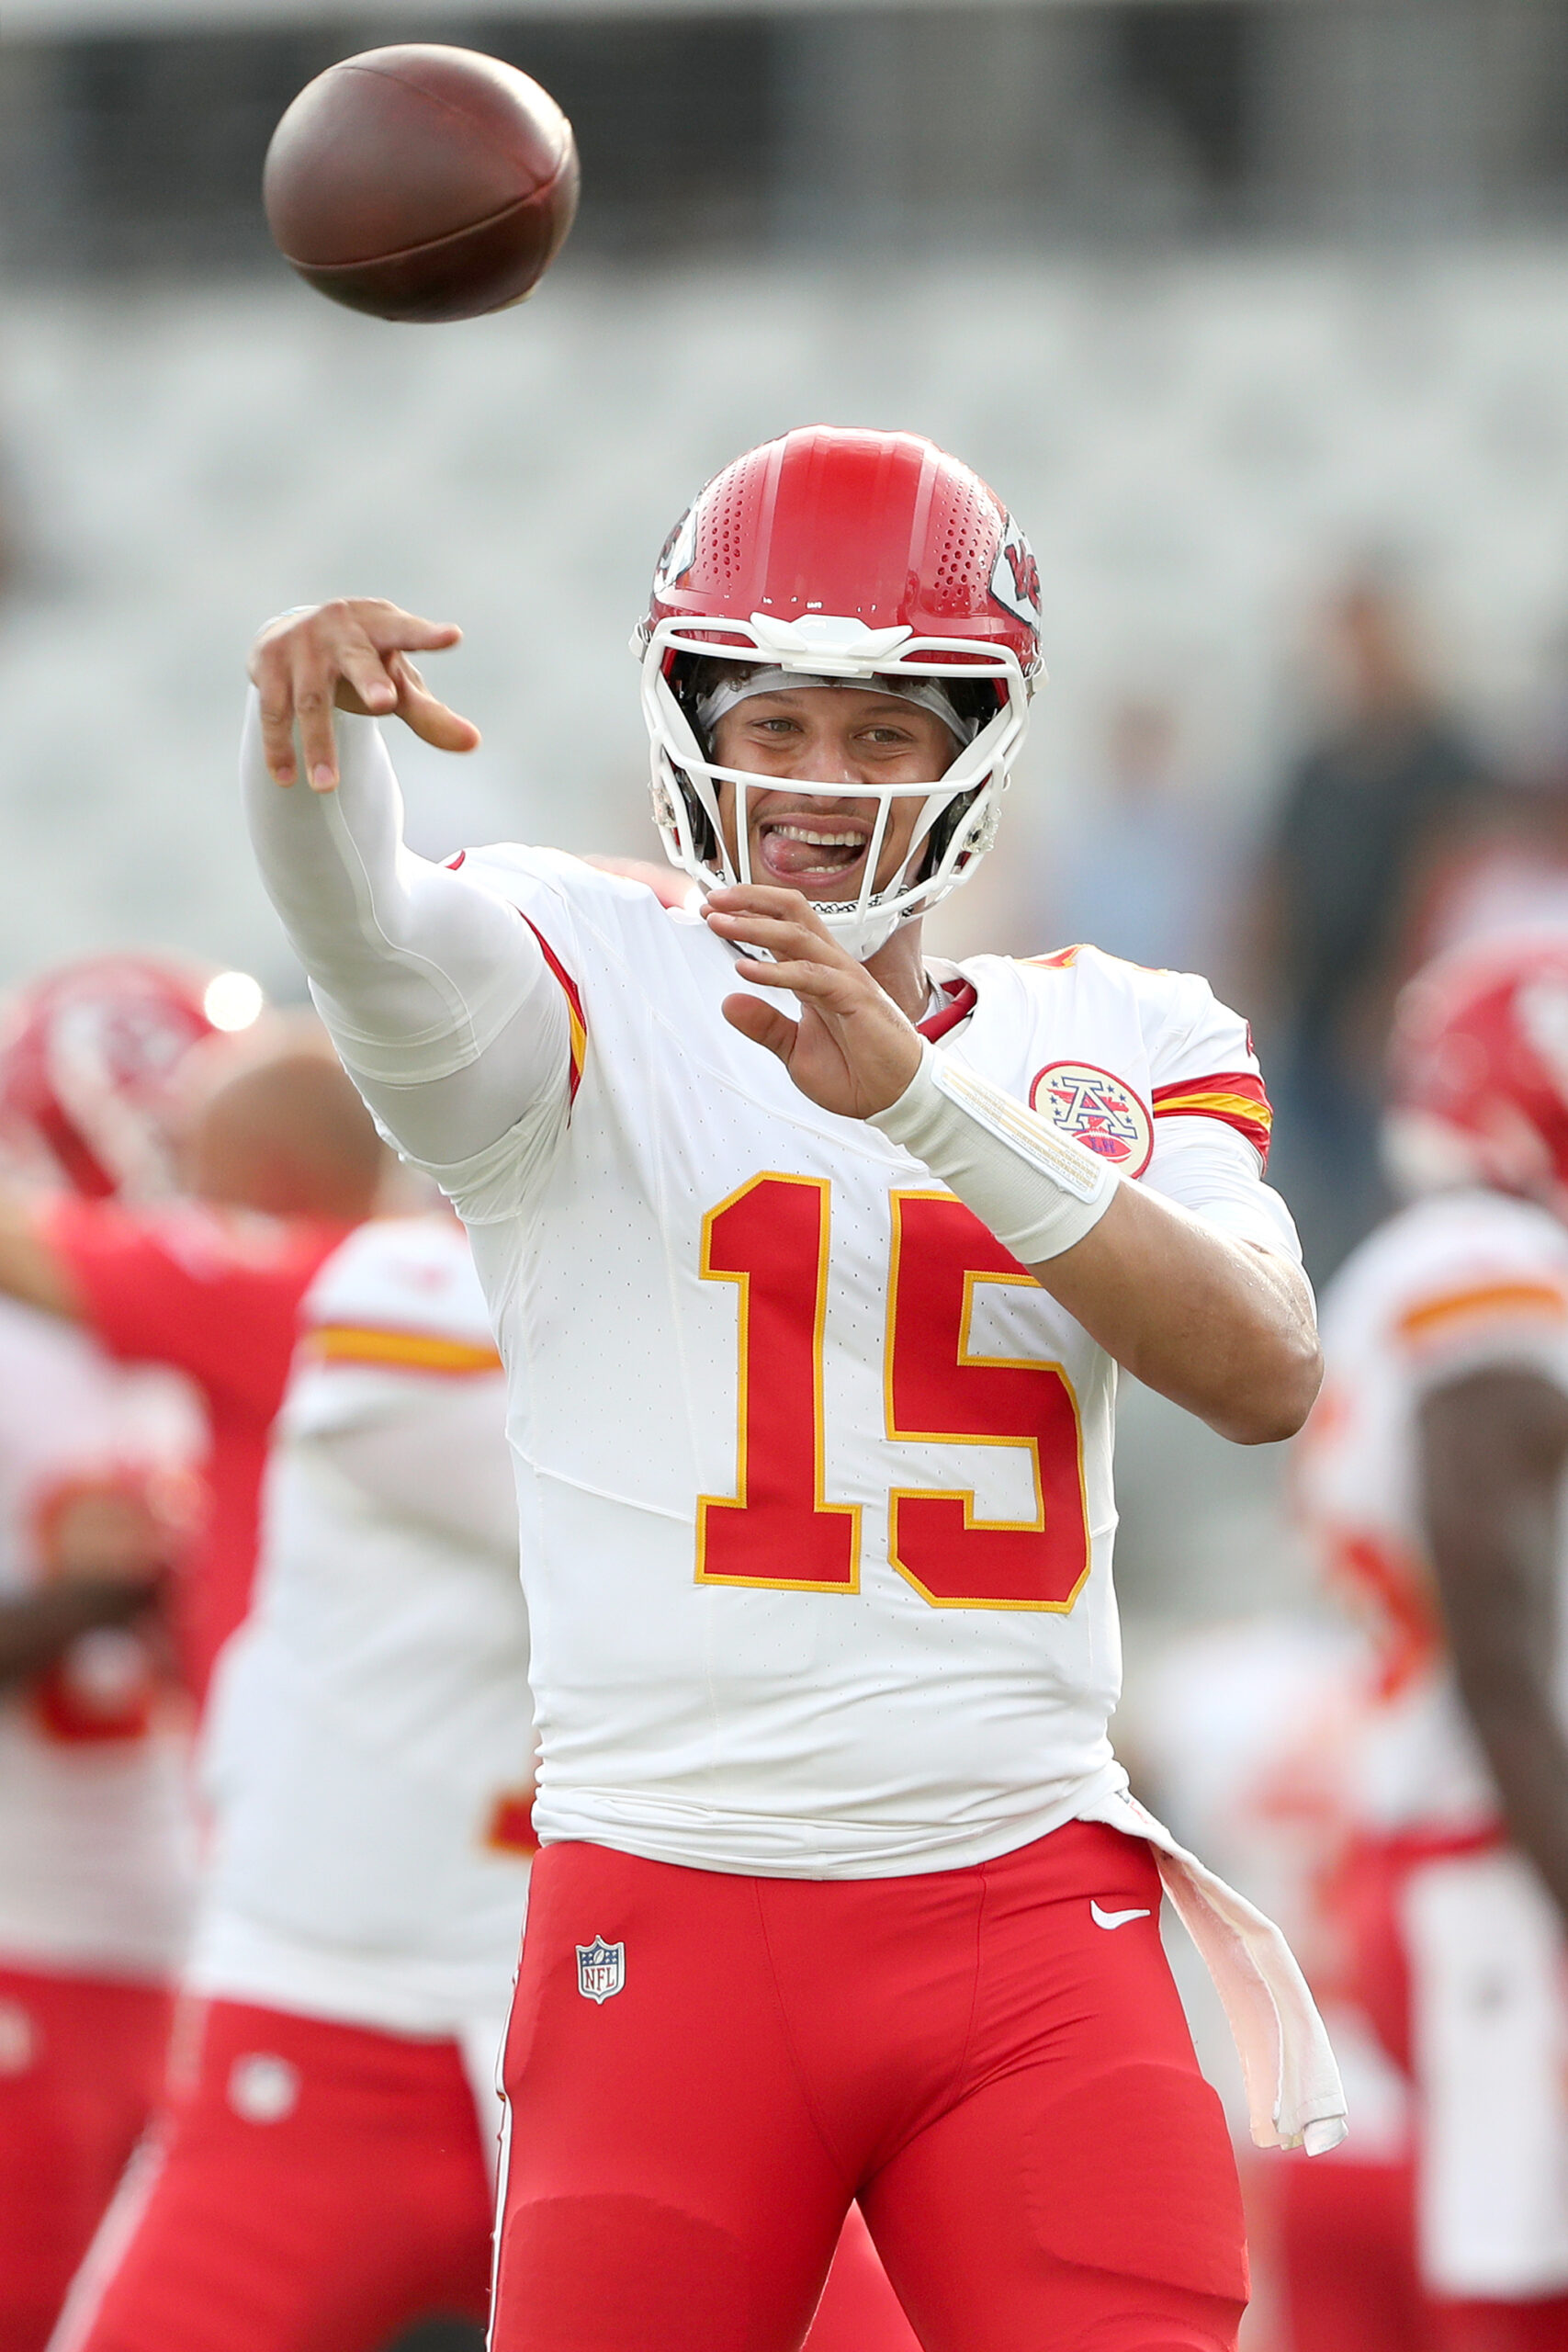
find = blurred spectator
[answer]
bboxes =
[1251,574,1490,1279]
[1043,696,1228,976]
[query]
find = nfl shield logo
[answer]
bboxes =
[575,1935,626,2004]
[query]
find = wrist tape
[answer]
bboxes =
[870,1043,1118,1263]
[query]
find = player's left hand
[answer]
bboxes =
[703,887,921,1119]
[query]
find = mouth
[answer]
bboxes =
[753,818,871,888]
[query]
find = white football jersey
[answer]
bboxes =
[421,853,1295,1880]
[188,1213,535,2039]
[0,1296,201,1978]
[1296,1187,1568,1838]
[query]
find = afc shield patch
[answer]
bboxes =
[575,1934,626,2004]
[1030,1062,1153,1177]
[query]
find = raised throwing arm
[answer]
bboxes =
[243,600,569,1168]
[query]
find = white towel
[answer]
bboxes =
[1082,1782,1349,2154]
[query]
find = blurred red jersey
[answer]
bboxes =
[44,1198,351,1703]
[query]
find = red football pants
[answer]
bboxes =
[1260,2149,1427,2352]
[51,1997,494,2352]
[805,2205,919,2352]
[1425,2299,1568,2351]
[495,1820,1248,2352]
[0,1964,171,2352]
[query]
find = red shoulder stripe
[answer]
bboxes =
[1151,1069,1273,1166]
[519,914,587,1102]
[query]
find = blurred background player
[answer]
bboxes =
[0,960,220,2352]
[1127,1613,1422,2352]
[1291,933,1568,2350]
[47,1206,531,2352]
[0,972,389,1705]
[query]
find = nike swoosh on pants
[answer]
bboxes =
[1089,1900,1152,1930]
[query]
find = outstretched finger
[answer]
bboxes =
[336,638,401,718]
[254,658,299,786]
[367,612,464,656]
[704,908,845,967]
[291,663,343,792]
[728,955,862,1008]
[721,992,799,1062]
[389,655,481,753]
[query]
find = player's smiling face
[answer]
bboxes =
[710,687,956,902]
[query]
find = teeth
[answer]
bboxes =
[770,826,864,848]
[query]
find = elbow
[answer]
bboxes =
[1212,1333,1324,1447]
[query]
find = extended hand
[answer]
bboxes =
[249,597,481,791]
[703,886,922,1119]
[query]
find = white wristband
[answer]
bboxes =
[870,1042,1118,1263]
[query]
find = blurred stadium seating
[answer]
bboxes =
[5,245,1568,992]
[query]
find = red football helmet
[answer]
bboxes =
[1385,933,1568,1210]
[636,425,1043,959]
[0,954,264,1200]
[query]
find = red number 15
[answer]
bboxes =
[697,1175,1089,1613]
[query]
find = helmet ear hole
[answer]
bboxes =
[672,766,719,865]
[918,784,983,883]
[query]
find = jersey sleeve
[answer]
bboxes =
[44,1197,334,1416]
[242,689,575,1169]
[283,1218,518,1556]
[1392,1242,1568,1393]
[1136,967,1302,1261]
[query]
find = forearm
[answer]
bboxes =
[1421,1370,1568,1928]
[0,1582,153,1686]
[242,692,563,1159]
[1456,1664,1568,1925]
[873,1045,1319,1443]
[1036,1184,1320,1442]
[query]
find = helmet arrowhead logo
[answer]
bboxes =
[990,516,1041,622]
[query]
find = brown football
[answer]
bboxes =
[263,46,579,323]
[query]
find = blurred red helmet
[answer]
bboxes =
[637,424,1042,958]
[0,955,264,1200]
[1385,933,1568,1209]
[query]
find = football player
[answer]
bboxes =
[46,1209,528,2352]
[243,426,1340,2352]
[0,961,218,2352]
[0,978,388,1704]
[1293,934,1568,2350]
[1126,1616,1423,2352]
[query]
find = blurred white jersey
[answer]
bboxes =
[1299,1191,1568,2296]
[1128,1615,1414,2162]
[1296,1186,1568,1841]
[187,1213,535,2042]
[426,854,1296,1880]
[0,1296,200,1980]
